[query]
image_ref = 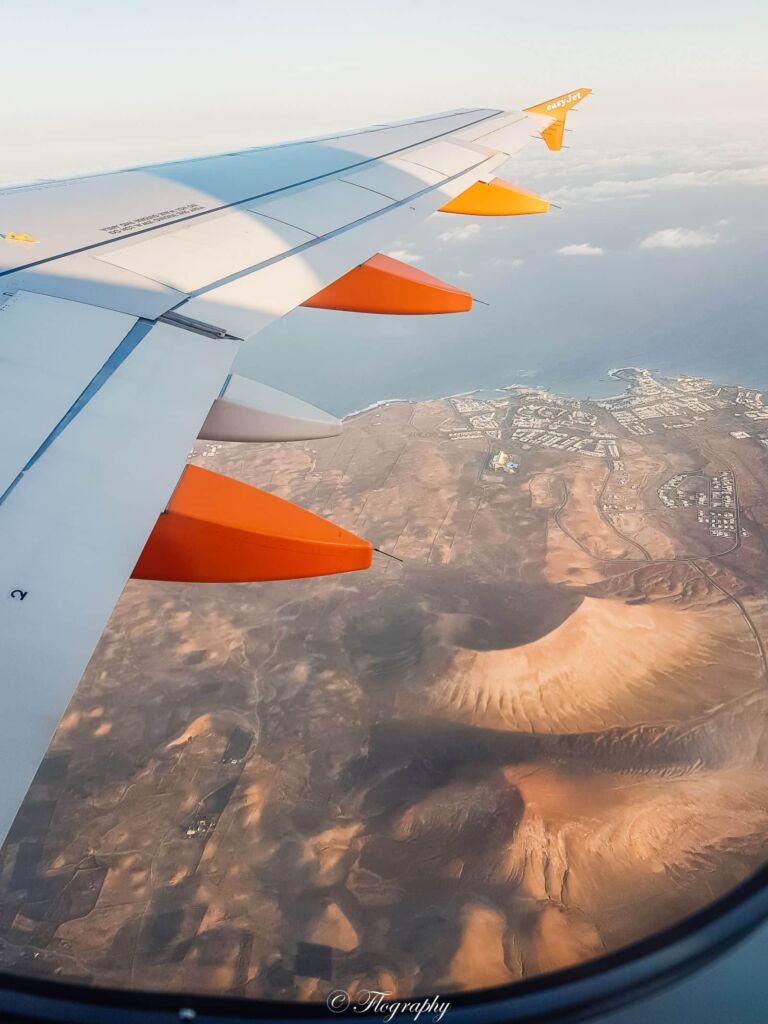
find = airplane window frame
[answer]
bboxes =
[1,859,767,1023]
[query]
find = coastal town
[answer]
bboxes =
[440,367,768,550]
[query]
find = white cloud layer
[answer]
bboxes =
[557,243,604,256]
[549,164,768,204]
[384,248,422,264]
[437,223,482,243]
[639,227,719,250]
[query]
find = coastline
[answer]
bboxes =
[341,363,766,424]
[342,379,634,421]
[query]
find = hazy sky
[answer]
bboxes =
[4,0,767,182]
[4,1,767,409]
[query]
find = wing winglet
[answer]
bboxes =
[524,88,592,151]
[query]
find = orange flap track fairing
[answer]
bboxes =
[133,465,373,583]
[302,253,472,314]
[439,178,550,216]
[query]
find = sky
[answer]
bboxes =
[4,0,767,182]
[245,119,768,413]
[3,0,768,409]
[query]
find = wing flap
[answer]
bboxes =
[198,375,341,443]
[0,317,238,838]
[0,291,136,495]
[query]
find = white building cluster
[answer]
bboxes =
[600,370,728,436]
[706,472,737,537]
[657,469,738,540]
[658,473,695,508]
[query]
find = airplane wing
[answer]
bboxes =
[0,89,590,842]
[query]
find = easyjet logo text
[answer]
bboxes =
[546,92,582,111]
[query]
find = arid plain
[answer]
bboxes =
[2,368,768,1000]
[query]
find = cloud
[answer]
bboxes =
[639,227,719,250]
[455,269,474,278]
[488,256,524,269]
[550,164,768,204]
[384,248,422,264]
[437,223,482,243]
[557,243,604,256]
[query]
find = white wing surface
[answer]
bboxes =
[0,90,590,841]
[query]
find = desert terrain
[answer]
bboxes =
[1,368,768,1001]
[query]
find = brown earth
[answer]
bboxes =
[2,378,768,1001]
